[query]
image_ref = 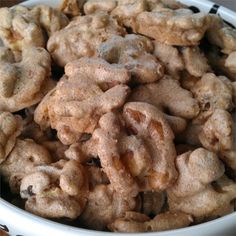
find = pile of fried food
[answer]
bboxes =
[0,0,236,233]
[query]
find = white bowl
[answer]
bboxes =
[0,0,236,235]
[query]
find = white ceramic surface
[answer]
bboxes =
[0,0,236,235]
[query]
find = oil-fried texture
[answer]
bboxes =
[98,34,164,84]
[47,12,126,67]
[80,184,139,230]
[168,148,225,198]
[123,102,178,191]
[0,46,53,112]
[108,211,193,232]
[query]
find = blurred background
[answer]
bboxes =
[0,0,236,9]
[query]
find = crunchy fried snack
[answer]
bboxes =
[31,5,69,36]
[207,15,236,54]
[199,109,233,154]
[84,0,117,14]
[130,76,199,119]
[92,112,139,197]
[0,0,236,232]
[225,52,236,77]
[0,112,22,164]
[123,102,178,191]
[132,9,211,46]
[221,112,236,170]
[65,57,131,90]
[168,148,225,198]
[0,46,52,112]
[47,12,126,67]
[26,187,84,219]
[0,139,52,193]
[181,46,210,77]
[108,211,193,232]
[60,0,86,17]
[98,34,164,84]
[119,134,152,182]
[153,41,184,78]
[168,176,236,219]
[80,184,139,230]
[191,73,234,123]
[111,0,146,28]
[20,160,88,219]
[34,59,130,144]
[0,6,45,51]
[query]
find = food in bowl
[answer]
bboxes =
[0,0,236,233]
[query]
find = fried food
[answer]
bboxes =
[0,0,236,232]
[0,112,22,164]
[108,211,193,232]
[0,46,53,112]
[47,12,126,66]
[98,34,164,84]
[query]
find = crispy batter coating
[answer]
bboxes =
[119,134,152,181]
[0,112,22,164]
[65,57,131,90]
[111,0,147,28]
[154,41,184,78]
[191,73,234,123]
[35,69,130,145]
[98,34,164,84]
[25,188,84,219]
[60,0,86,17]
[182,46,210,77]
[31,5,69,36]
[108,211,193,232]
[111,0,186,29]
[80,184,139,230]
[0,6,45,51]
[0,0,236,231]
[130,76,199,119]
[168,176,236,219]
[225,52,236,76]
[123,102,178,191]
[84,0,117,14]
[0,46,52,112]
[132,9,211,46]
[0,139,52,193]
[168,148,225,198]
[47,13,126,67]
[199,109,233,154]
[220,112,236,170]
[92,112,139,197]
[21,160,89,219]
[207,15,236,54]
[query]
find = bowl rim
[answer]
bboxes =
[1,197,236,236]
[1,0,236,235]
